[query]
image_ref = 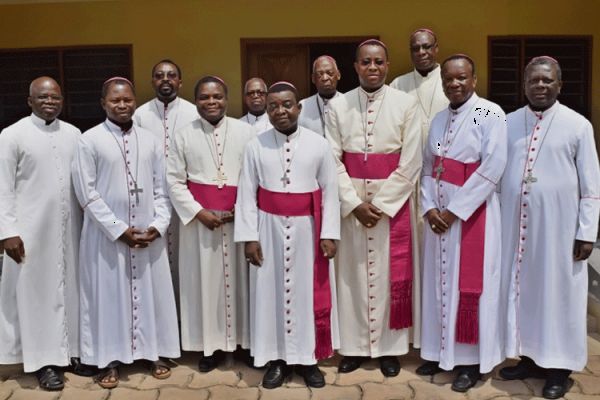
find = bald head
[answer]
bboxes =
[409,29,438,74]
[244,77,268,115]
[312,55,341,98]
[28,77,63,122]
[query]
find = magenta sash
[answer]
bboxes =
[433,156,485,345]
[342,151,413,330]
[187,181,237,211]
[257,187,333,360]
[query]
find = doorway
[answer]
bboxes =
[240,36,377,112]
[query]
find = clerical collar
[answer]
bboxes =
[200,115,226,130]
[414,64,440,83]
[318,92,339,105]
[526,100,559,120]
[274,126,300,139]
[359,84,386,100]
[247,112,266,124]
[105,118,133,135]
[449,93,479,114]
[154,96,179,111]
[30,113,59,131]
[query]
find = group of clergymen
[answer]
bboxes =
[0,28,598,399]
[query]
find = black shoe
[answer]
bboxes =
[36,366,64,391]
[451,365,481,392]
[379,356,400,377]
[416,361,442,376]
[70,357,98,377]
[338,356,364,373]
[198,351,222,372]
[542,369,573,399]
[499,356,545,380]
[262,360,291,389]
[297,364,325,388]
[234,347,258,369]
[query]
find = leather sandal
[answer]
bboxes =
[36,366,64,391]
[149,359,171,380]
[96,366,119,389]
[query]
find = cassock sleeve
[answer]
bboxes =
[325,101,364,218]
[0,131,20,240]
[420,123,437,216]
[166,128,203,225]
[575,119,600,241]
[149,138,171,236]
[234,140,260,242]
[71,135,129,241]
[371,99,423,218]
[317,140,341,240]
[446,106,507,221]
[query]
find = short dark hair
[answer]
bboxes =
[152,59,182,79]
[194,76,228,99]
[101,77,135,98]
[355,39,389,61]
[267,82,299,103]
[525,56,562,81]
[442,54,476,75]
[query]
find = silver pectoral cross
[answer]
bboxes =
[213,170,227,189]
[130,184,143,205]
[523,170,538,189]
[281,172,290,187]
[435,163,445,183]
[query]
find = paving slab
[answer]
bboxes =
[310,384,362,400]
[59,387,109,400]
[258,386,310,400]
[188,368,240,389]
[361,381,414,399]
[157,387,209,400]
[8,389,60,400]
[208,385,259,400]
[108,387,159,400]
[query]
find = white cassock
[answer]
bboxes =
[420,94,507,374]
[0,114,81,373]
[239,112,272,135]
[391,65,449,264]
[72,119,180,368]
[134,97,198,302]
[234,127,340,367]
[326,85,422,357]
[167,116,255,355]
[501,102,600,371]
[298,92,341,136]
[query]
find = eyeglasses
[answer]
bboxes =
[245,90,267,97]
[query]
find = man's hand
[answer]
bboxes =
[574,240,594,261]
[135,227,161,245]
[245,241,263,266]
[426,209,449,234]
[320,239,337,259]
[196,209,222,230]
[2,236,25,263]
[352,202,383,228]
[439,209,458,229]
[221,209,235,224]
[118,228,148,248]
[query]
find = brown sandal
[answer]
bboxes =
[96,366,119,389]
[150,359,171,380]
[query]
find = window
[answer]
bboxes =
[488,36,591,118]
[0,45,132,131]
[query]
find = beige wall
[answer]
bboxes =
[0,0,598,139]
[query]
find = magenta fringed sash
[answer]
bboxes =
[432,156,485,345]
[187,181,237,211]
[342,151,413,329]
[257,187,333,360]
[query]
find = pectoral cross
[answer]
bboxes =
[435,163,445,183]
[212,170,227,189]
[523,170,537,188]
[130,183,143,205]
[281,172,290,187]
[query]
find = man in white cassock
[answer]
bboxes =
[72,78,180,389]
[134,59,197,301]
[326,39,422,377]
[0,77,95,391]
[235,82,340,389]
[298,55,342,136]
[419,55,507,392]
[499,56,600,400]
[239,77,272,134]
[167,76,254,372]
